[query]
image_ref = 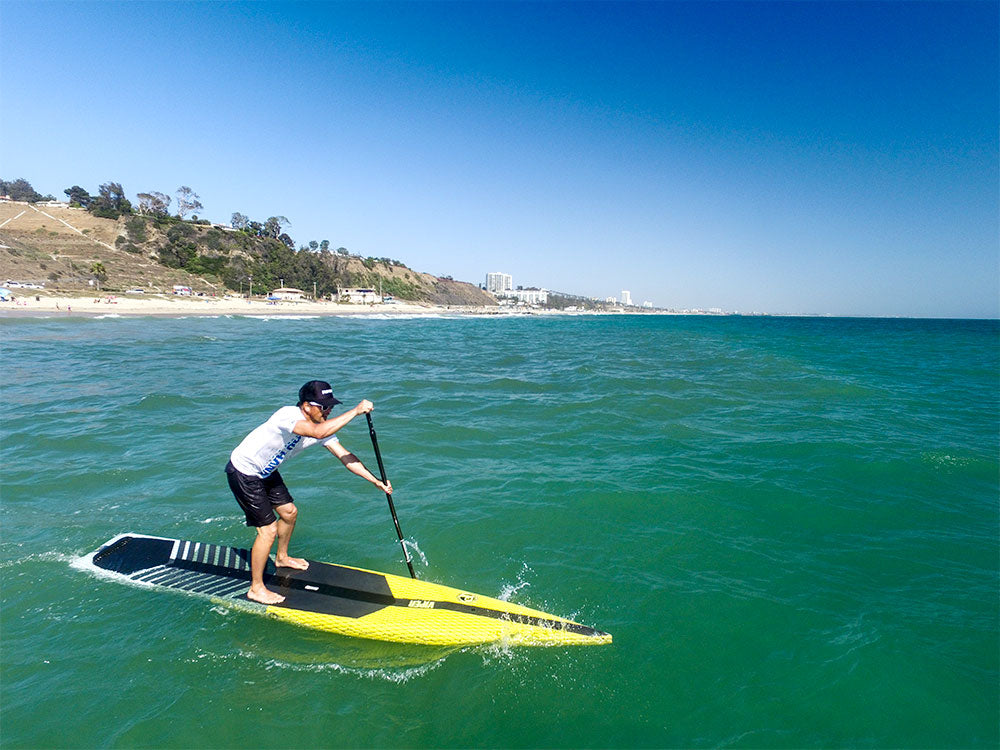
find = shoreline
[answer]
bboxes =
[1,295,987,321]
[0,292,633,319]
[0,294,482,318]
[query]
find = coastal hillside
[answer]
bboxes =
[0,201,495,306]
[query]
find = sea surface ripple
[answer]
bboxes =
[1,314,997,748]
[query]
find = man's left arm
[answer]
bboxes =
[326,441,393,494]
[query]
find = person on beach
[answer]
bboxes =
[226,380,392,604]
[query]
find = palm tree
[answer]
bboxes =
[90,262,108,291]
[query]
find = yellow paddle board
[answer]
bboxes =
[81,534,612,647]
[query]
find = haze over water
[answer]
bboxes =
[1,313,997,748]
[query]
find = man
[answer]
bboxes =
[226,380,392,604]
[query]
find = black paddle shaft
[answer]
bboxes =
[366,412,417,579]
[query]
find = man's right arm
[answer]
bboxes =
[293,400,373,439]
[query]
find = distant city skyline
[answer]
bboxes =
[2,1,996,317]
[487,270,642,308]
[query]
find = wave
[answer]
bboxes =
[237,314,323,321]
[187,646,452,683]
[0,550,78,569]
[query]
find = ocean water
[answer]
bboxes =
[1,313,997,749]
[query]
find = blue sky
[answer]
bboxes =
[2,1,996,316]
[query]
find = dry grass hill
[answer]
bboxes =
[0,200,496,306]
[0,201,221,293]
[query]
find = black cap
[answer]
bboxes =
[298,380,342,409]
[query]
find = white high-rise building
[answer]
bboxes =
[485,272,512,295]
[621,290,632,306]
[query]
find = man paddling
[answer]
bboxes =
[226,380,392,604]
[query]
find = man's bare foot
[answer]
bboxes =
[275,555,309,571]
[247,586,285,605]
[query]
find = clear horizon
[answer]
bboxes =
[2,1,997,317]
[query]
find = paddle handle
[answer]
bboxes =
[366,412,417,579]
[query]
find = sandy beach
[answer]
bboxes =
[0,292,516,318]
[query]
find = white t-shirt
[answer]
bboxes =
[230,405,339,478]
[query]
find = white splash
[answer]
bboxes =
[497,562,534,602]
[401,538,428,567]
[196,516,232,524]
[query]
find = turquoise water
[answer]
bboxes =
[1,313,997,748]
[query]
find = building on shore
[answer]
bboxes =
[486,272,549,306]
[486,272,513,295]
[508,287,548,305]
[270,287,307,301]
[621,290,632,306]
[333,287,383,304]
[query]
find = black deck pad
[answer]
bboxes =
[92,535,394,619]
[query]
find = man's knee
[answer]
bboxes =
[256,522,278,542]
[276,503,298,523]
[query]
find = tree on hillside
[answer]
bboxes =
[1,178,49,202]
[100,182,130,211]
[89,181,132,219]
[320,240,330,253]
[90,262,108,290]
[176,186,203,219]
[263,216,289,240]
[64,185,93,208]
[231,212,249,230]
[136,191,171,216]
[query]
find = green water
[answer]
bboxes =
[1,313,997,748]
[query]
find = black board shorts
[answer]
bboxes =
[225,460,294,527]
